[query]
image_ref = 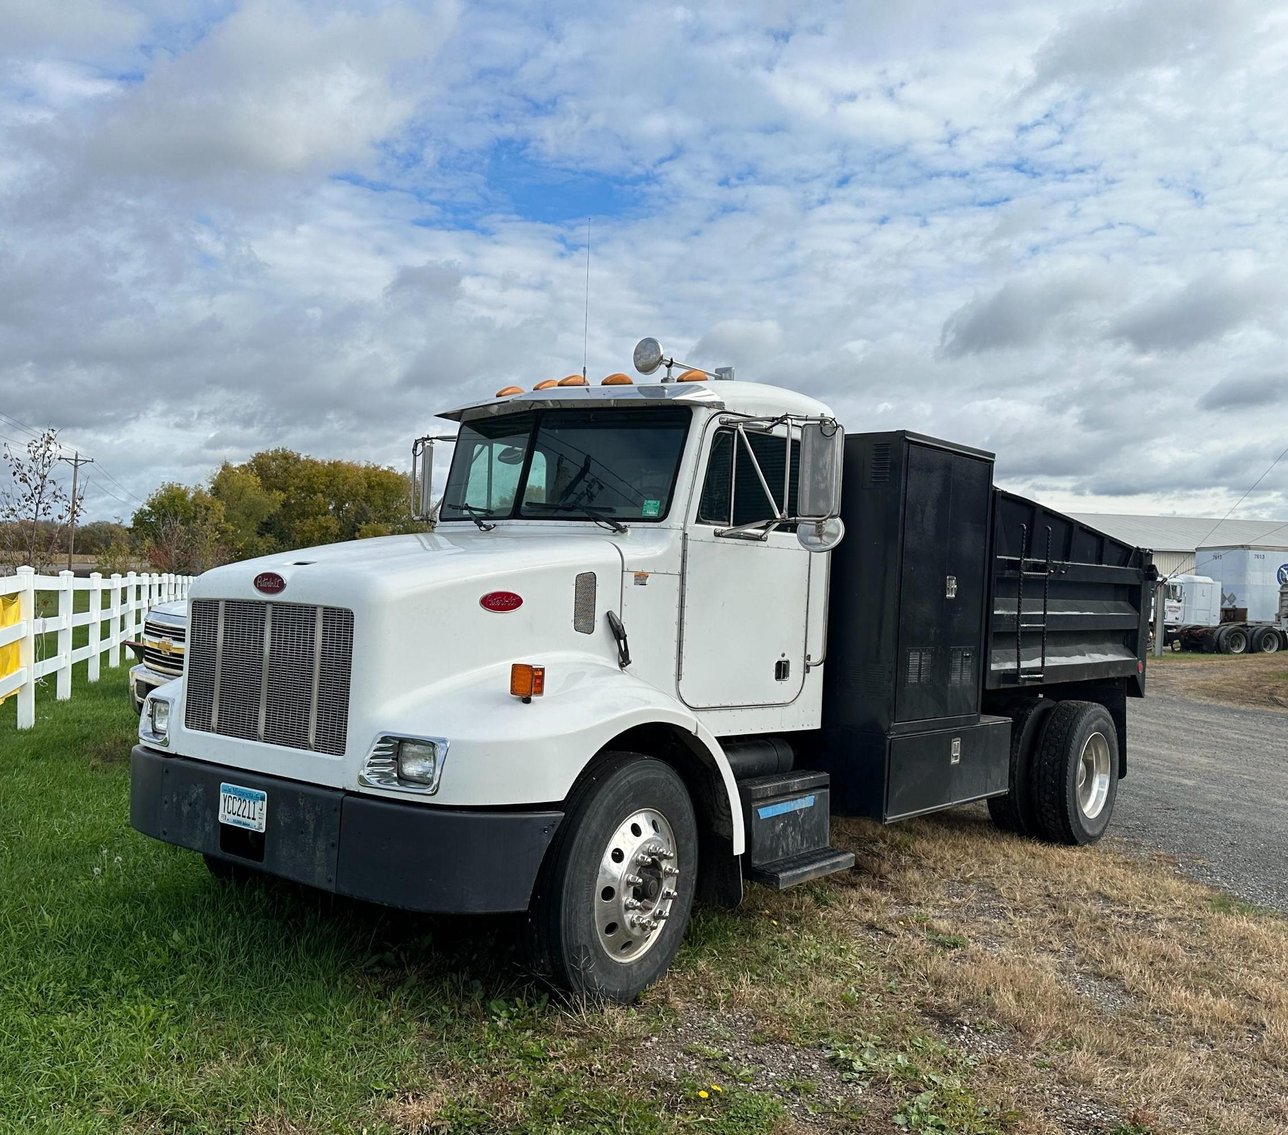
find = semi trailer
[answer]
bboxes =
[1164,545,1288,654]
[129,338,1153,1001]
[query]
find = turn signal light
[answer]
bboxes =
[495,385,524,397]
[510,663,545,700]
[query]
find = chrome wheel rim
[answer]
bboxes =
[1077,732,1112,820]
[595,808,678,963]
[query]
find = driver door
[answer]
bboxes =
[678,423,811,709]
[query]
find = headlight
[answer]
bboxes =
[142,696,171,746]
[396,739,443,786]
[359,735,450,794]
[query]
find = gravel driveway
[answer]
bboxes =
[1116,687,1288,914]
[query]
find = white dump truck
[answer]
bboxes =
[130,338,1153,1001]
[1165,545,1288,654]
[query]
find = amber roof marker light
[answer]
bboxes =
[631,338,733,384]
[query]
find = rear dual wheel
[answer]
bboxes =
[1032,701,1118,845]
[990,699,1119,845]
[1252,627,1282,654]
[528,753,697,1003]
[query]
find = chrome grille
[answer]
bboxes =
[140,618,186,676]
[184,599,354,756]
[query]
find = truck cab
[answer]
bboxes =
[130,342,1151,1002]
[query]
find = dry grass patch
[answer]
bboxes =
[1147,651,1288,711]
[821,808,1288,1134]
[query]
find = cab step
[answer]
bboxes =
[738,770,854,890]
[746,846,856,890]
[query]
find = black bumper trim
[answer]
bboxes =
[129,746,562,914]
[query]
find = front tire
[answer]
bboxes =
[528,753,697,1003]
[1033,701,1119,845]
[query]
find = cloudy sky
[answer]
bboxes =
[2,0,1287,524]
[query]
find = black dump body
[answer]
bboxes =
[812,430,1154,821]
[988,489,1153,697]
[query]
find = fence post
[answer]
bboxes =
[126,571,139,641]
[16,566,35,730]
[108,573,123,668]
[87,571,103,683]
[166,573,176,602]
[56,570,73,700]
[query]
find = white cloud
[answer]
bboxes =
[1,0,1288,524]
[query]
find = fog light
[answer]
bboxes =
[397,738,442,786]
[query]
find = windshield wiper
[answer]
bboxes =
[544,501,627,533]
[456,503,497,531]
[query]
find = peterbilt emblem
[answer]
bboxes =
[254,572,286,595]
[480,591,523,612]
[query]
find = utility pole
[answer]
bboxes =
[58,451,92,572]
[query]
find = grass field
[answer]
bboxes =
[3,670,1287,1134]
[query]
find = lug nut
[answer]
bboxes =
[661,865,679,877]
[624,898,643,911]
[661,889,677,901]
[625,873,644,886]
[636,853,654,866]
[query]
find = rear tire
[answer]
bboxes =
[1252,627,1281,654]
[987,698,1054,836]
[527,753,697,1003]
[1033,701,1119,846]
[1224,626,1250,654]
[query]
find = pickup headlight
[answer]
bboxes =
[359,734,449,794]
[141,696,172,747]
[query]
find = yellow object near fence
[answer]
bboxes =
[0,593,19,705]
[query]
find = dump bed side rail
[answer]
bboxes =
[987,490,1153,696]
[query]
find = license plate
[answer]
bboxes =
[218,783,267,833]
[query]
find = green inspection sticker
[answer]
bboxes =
[641,499,661,518]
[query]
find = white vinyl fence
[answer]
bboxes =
[0,567,192,730]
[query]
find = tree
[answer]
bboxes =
[131,483,229,575]
[129,450,416,571]
[0,429,82,573]
[209,464,283,561]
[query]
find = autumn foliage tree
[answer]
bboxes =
[132,450,415,572]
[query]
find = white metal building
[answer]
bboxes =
[1069,514,1288,577]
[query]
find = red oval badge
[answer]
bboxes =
[254,571,286,595]
[480,590,523,613]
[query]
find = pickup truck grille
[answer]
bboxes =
[140,618,186,677]
[184,599,354,756]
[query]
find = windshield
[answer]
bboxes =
[440,406,692,523]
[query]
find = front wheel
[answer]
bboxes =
[1033,701,1119,845]
[528,754,697,1003]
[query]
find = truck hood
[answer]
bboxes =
[190,529,625,608]
[173,528,630,786]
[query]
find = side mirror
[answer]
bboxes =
[798,516,845,553]
[797,421,844,520]
[412,437,436,520]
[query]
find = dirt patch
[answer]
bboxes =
[1146,651,1288,712]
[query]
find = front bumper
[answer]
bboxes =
[129,746,563,913]
[130,662,182,710]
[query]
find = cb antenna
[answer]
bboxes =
[582,216,591,380]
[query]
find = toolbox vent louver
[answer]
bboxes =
[950,647,974,685]
[865,442,892,486]
[905,648,932,685]
[184,598,354,756]
[573,571,596,634]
